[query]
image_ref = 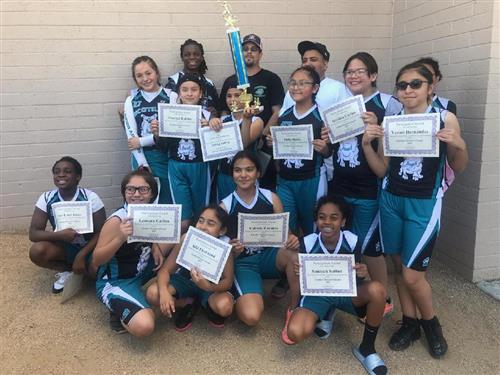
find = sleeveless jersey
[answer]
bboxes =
[432,94,457,116]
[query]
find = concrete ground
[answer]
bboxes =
[1,233,499,375]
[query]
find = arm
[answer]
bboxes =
[438,112,468,174]
[155,242,182,317]
[262,105,281,136]
[123,97,149,167]
[90,217,130,269]
[361,113,388,178]
[241,109,264,148]
[29,207,78,243]
[191,252,235,293]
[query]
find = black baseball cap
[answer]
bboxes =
[297,41,330,61]
[176,73,203,91]
[242,34,263,50]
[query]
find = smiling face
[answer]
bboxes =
[289,69,319,104]
[343,58,377,96]
[196,208,226,237]
[179,81,202,105]
[316,202,346,244]
[232,157,260,191]
[133,61,160,93]
[181,44,203,73]
[124,176,153,205]
[52,161,81,191]
[396,69,433,113]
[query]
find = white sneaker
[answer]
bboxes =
[314,309,337,340]
[52,271,73,294]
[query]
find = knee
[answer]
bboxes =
[287,317,313,343]
[29,242,49,264]
[366,281,387,302]
[402,271,423,289]
[145,284,159,306]
[212,295,233,317]
[237,305,263,327]
[127,310,155,337]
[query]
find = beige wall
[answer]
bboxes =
[1,1,498,280]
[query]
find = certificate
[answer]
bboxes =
[176,227,232,284]
[299,253,357,297]
[127,204,181,244]
[323,95,366,144]
[383,113,440,157]
[271,124,314,160]
[52,201,93,234]
[237,213,289,247]
[199,120,244,162]
[158,103,201,139]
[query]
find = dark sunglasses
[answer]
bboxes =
[395,79,429,90]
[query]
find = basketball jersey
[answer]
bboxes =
[432,94,457,115]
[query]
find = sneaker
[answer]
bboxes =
[420,316,448,358]
[281,309,295,345]
[271,277,289,299]
[388,315,421,351]
[383,298,394,317]
[315,309,336,339]
[52,271,73,294]
[109,312,127,334]
[174,300,200,332]
[206,304,225,328]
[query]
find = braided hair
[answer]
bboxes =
[180,39,208,76]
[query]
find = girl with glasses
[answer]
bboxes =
[362,62,468,359]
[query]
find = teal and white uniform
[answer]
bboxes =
[330,92,393,257]
[276,105,328,235]
[379,106,449,271]
[432,94,457,115]
[221,188,281,297]
[95,205,155,324]
[35,187,104,263]
[299,231,366,319]
[124,88,172,204]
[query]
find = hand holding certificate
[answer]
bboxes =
[271,125,314,160]
[52,201,93,234]
[322,95,366,144]
[158,103,201,139]
[176,227,232,284]
[299,253,357,297]
[237,213,289,247]
[383,113,440,157]
[199,120,244,162]
[127,204,181,244]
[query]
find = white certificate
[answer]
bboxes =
[237,213,289,247]
[383,113,440,157]
[158,103,201,139]
[127,204,181,244]
[199,120,244,162]
[299,253,357,297]
[176,227,232,284]
[52,201,93,234]
[271,124,314,160]
[323,95,366,144]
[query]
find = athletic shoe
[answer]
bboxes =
[314,309,336,339]
[420,316,448,358]
[271,277,289,299]
[206,304,225,328]
[388,315,421,351]
[52,271,73,294]
[109,312,127,334]
[281,309,295,345]
[383,298,394,317]
[174,300,200,332]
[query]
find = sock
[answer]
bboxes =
[419,316,437,327]
[359,323,379,356]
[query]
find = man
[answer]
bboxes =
[219,34,285,190]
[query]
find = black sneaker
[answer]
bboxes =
[109,312,127,334]
[174,300,200,332]
[206,304,225,328]
[271,277,289,299]
[388,315,421,351]
[420,316,448,358]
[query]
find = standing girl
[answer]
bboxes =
[29,156,106,293]
[124,56,172,204]
[363,62,468,358]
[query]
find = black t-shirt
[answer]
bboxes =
[220,69,284,125]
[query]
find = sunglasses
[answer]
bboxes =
[395,79,429,91]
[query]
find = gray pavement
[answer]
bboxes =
[1,233,499,374]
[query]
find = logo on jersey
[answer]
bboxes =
[399,157,423,181]
[375,241,381,253]
[136,244,152,275]
[140,113,157,136]
[284,159,304,169]
[254,86,267,98]
[177,139,196,160]
[280,121,293,127]
[422,257,430,268]
[337,138,360,168]
[121,308,131,321]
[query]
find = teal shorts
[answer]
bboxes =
[379,190,441,271]
[169,272,212,308]
[217,172,236,202]
[63,242,85,264]
[132,148,172,204]
[233,248,281,297]
[299,295,365,319]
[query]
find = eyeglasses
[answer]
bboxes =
[287,80,315,89]
[125,185,151,195]
[343,68,369,77]
[395,79,429,91]
[243,46,260,53]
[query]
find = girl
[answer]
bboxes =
[209,84,264,200]
[146,205,234,331]
[153,73,212,233]
[220,151,300,335]
[29,156,106,293]
[286,195,388,375]
[91,170,166,336]
[414,57,457,115]
[267,65,331,236]
[362,62,468,358]
[165,39,219,117]
[124,56,172,204]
